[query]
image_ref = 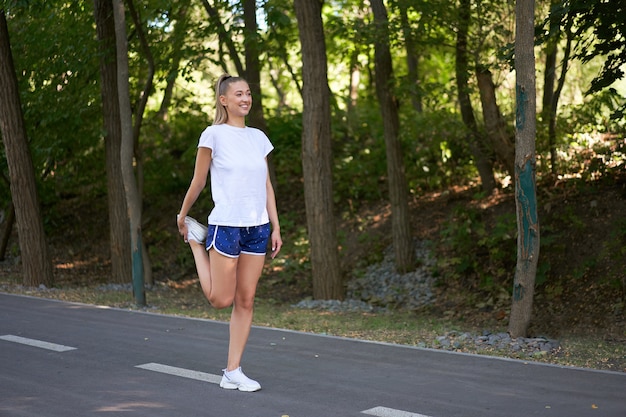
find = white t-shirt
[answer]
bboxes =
[198,123,274,227]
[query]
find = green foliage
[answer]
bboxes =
[141,109,209,198]
[538,0,626,117]
[599,217,626,290]
[399,110,476,192]
[535,88,626,179]
[330,103,476,210]
[1,0,623,305]
[262,212,312,298]
[4,3,103,209]
[562,89,626,134]
[331,102,388,205]
[266,112,303,188]
[437,205,517,294]
[568,0,626,94]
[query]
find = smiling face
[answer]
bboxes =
[219,80,252,121]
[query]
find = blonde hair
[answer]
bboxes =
[213,74,247,125]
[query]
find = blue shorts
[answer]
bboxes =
[206,223,271,258]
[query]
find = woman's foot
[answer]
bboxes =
[178,215,207,244]
[219,367,261,392]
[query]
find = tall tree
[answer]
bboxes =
[293,0,343,300]
[396,0,423,113]
[156,1,190,122]
[509,0,539,338]
[0,9,54,287]
[93,0,133,285]
[541,1,574,174]
[243,0,268,134]
[0,198,14,261]
[243,0,276,186]
[200,0,244,75]
[371,0,415,273]
[127,0,154,286]
[113,0,145,306]
[476,67,515,178]
[541,2,558,173]
[455,0,496,193]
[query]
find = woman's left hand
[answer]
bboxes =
[270,229,282,259]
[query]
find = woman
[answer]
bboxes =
[177,74,282,392]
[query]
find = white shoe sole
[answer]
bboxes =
[180,216,207,243]
[220,380,261,392]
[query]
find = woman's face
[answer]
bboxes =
[220,80,252,118]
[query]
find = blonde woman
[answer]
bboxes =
[177,74,282,392]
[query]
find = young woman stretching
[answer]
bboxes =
[177,74,282,392]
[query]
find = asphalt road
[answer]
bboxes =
[1,293,624,417]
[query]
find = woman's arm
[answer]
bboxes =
[265,161,282,259]
[177,147,212,240]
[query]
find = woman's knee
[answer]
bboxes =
[234,291,256,311]
[208,294,234,309]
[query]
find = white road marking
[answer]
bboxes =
[0,334,77,352]
[362,406,433,417]
[135,362,222,384]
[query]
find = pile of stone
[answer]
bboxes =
[293,242,561,357]
[294,240,436,312]
[428,330,561,357]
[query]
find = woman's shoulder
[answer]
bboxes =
[200,123,229,138]
[245,126,270,140]
[202,123,226,133]
[198,124,224,148]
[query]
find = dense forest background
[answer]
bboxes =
[0,1,624,338]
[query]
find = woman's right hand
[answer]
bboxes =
[177,215,188,243]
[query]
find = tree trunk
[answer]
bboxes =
[455,0,496,194]
[509,0,539,338]
[0,10,54,287]
[243,0,267,134]
[546,13,574,176]
[93,0,133,285]
[157,1,189,121]
[112,0,145,305]
[541,2,557,123]
[293,0,343,300]
[476,67,516,178]
[243,0,276,187]
[371,0,415,273]
[200,0,244,76]
[347,49,361,129]
[0,200,15,261]
[127,0,154,286]
[398,0,422,113]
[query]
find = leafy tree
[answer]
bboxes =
[370,0,415,273]
[243,0,277,185]
[509,0,540,338]
[0,8,54,287]
[455,0,496,193]
[113,0,145,306]
[93,0,133,286]
[539,0,574,174]
[567,0,626,99]
[294,0,343,300]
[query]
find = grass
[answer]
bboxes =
[2,277,624,374]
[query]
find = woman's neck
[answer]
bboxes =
[226,117,246,128]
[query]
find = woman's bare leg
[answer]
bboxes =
[189,242,212,300]
[192,246,265,370]
[207,249,238,308]
[226,254,265,371]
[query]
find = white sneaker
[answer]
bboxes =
[178,215,207,244]
[220,367,261,392]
